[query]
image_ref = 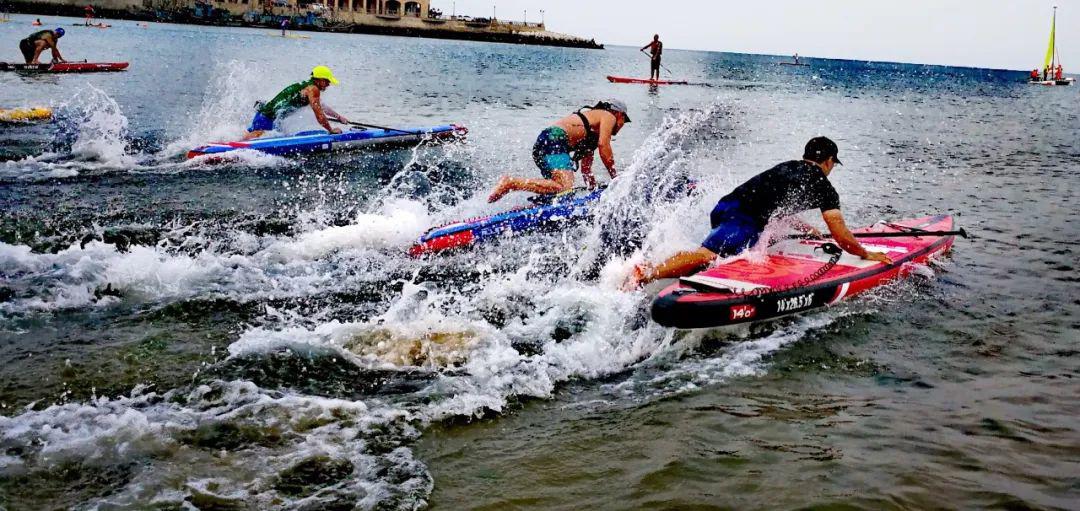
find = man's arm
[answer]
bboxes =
[50,42,65,63]
[822,209,892,263]
[579,152,597,189]
[785,215,822,238]
[640,41,653,52]
[304,87,340,134]
[321,104,349,124]
[596,114,617,179]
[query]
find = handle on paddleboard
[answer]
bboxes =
[789,228,968,240]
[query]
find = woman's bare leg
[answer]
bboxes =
[488,170,574,203]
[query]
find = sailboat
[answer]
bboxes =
[1031,6,1075,86]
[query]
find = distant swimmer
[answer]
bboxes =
[32,18,42,26]
[640,35,663,81]
[19,27,65,65]
[625,137,893,290]
[487,99,629,203]
[243,65,350,140]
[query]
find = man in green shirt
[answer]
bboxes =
[244,65,350,140]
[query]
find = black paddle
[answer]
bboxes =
[640,48,674,76]
[333,119,423,136]
[788,228,968,240]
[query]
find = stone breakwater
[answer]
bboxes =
[6,0,604,49]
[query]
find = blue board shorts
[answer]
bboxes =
[702,201,763,256]
[247,112,275,133]
[531,127,576,179]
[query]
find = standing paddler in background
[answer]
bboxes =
[83,4,95,26]
[487,100,630,203]
[640,35,663,81]
[243,65,350,140]
[280,18,290,37]
[19,27,65,64]
[624,137,893,290]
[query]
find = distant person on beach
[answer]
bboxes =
[19,27,65,65]
[624,137,892,290]
[244,65,350,140]
[84,4,95,26]
[487,100,629,203]
[640,35,663,80]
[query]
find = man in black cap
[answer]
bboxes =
[625,136,892,289]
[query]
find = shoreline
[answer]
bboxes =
[3,2,604,50]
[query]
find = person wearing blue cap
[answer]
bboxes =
[19,27,66,65]
[625,137,893,289]
[487,99,630,203]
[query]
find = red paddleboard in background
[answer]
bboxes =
[607,75,689,85]
[0,62,129,73]
[651,215,960,329]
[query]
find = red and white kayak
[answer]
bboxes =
[651,215,959,329]
[0,62,129,73]
[607,75,689,85]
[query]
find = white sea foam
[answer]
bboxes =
[0,97,897,509]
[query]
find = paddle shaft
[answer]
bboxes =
[335,119,421,136]
[789,229,968,240]
[640,48,674,76]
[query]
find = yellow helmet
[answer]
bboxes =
[311,65,340,85]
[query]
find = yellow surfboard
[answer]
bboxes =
[0,107,53,123]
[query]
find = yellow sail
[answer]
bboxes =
[1044,9,1056,70]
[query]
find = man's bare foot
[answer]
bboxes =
[487,176,513,203]
[621,263,650,291]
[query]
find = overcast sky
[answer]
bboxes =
[437,0,1076,70]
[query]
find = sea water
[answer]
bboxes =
[1,15,1077,510]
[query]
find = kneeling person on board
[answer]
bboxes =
[488,100,629,203]
[624,137,893,289]
[19,27,65,65]
[244,65,350,140]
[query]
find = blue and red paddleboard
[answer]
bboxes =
[186,124,467,159]
[651,215,959,329]
[410,188,604,256]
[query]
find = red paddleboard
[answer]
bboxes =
[0,62,129,73]
[607,75,689,85]
[651,215,958,329]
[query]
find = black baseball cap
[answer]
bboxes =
[804,136,842,165]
